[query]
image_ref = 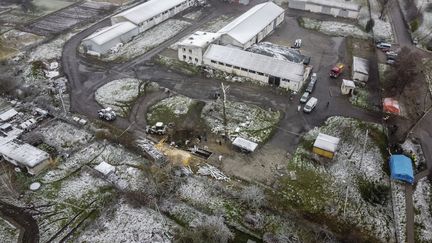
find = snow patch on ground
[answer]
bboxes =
[101,19,191,62]
[183,10,202,20]
[1,29,45,49]
[369,0,394,42]
[392,181,406,243]
[147,95,195,125]
[95,78,152,117]
[37,120,93,151]
[0,218,19,243]
[299,17,371,39]
[77,200,177,243]
[178,176,224,209]
[413,177,432,242]
[201,100,280,143]
[57,171,109,200]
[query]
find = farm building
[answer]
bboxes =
[232,137,258,153]
[0,109,18,122]
[203,44,310,91]
[0,140,50,175]
[312,133,340,159]
[352,56,369,82]
[341,79,355,95]
[177,31,221,66]
[389,155,414,184]
[111,0,196,32]
[82,22,139,54]
[217,2,285,49]
[288,0,361,19]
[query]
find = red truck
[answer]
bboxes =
[329,63,345,78]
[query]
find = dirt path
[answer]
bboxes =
[0,201,39,243]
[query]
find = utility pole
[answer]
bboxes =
[221,83,229,140]
[58,88,67,116]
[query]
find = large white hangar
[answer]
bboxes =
[203,44,310,92]
[111,0,196,32]
[82,22,139,54]
[217,1,285,49]
[288,0,361,19]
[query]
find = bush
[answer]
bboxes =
[357,177,390,205]
[365,19,375,32]
[410,19,420,32]
[175,216,234,243]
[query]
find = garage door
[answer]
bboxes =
[339,9,349,18]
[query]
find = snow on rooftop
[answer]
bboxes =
[94,161,116,176]
[313,133,340,153]
[353,56,369,75]
[232,137,258,152]
[297,0,361,11]
[177,31,221,48]
[0,109,18,122]
[113,0,189,25]
[83,22,138,45]
[217,2,284,44]
[342,79,356,88]
[0,140,49,168]
[204,44,305,82]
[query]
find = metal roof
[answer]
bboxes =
[232,137,258,152]
[389,155,414,184]
[300,0,360,11]
[84,22,138,45]
[113,0,188,25]
[313,133,340,153]
[0,140,49,168]
[342,79,355,88]
[352,56,369,75]
[0,109,18,122]
[94,161,115,176]
[217,2,284,45]
[204,44,305,82]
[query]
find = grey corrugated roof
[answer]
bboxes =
[113,0,188,25]
[353,56,369,75]
[204,44,305,82]
[84,22,138,45]
[0,140,49,168]
[218,2,284,45]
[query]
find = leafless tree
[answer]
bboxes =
[239,185,266,209]
[176,216,234,243]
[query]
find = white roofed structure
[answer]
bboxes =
[232,137,258,152]
[203,44,309,91]
[313,133,340,153]
[82,22,139,54]
[94,161,116,176]
[352,56,369,82]
[217,2,285,49]
[178,31,222,48]
[0,108,18,122]
[177,31,222,65]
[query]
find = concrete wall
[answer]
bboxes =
[82,26,139,54]
[178,45,204,65]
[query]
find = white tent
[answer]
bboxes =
[232,137,258,152]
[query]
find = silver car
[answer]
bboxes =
[300,92,310,103]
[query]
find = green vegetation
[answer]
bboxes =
[356,177,390,205]
[410,18,420,32]
[365,19,375,32]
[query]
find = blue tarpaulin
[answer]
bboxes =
[389,155,414,184]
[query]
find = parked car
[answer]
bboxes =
[306,73,317,93]
[376,42,391,49]
[303,97,318,113]
[386,59,396,65]
[300,92,310,103]
[386,51,398,59]
[329,63,345,78]
[293,39,302,48]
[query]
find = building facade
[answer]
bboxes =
[177,31,221,66]
[111,0,196,33]
[0,141,50,175]
[82,22,139,54]
[288,0,361,19]
[217,2,285,49]
[203,44,310,91]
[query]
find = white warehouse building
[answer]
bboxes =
[177,31,221,66]
[82,22,139,54]
[203,44,310,91]
[352,56,369,82]
[217,1,285,49]
[288,0,361,19]
[111,0,196,32]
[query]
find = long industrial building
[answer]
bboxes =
[82,22,139,54]
[111,0,196,32]
[203,44,310,91]
[217,1,285,49]
[288,0,361,19]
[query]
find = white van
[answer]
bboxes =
[376,43,391,49]
[303,97,318,113]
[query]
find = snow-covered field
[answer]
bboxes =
[37,120,93,151]
[101,19,191,62]
[77,200,177,243]
[201,100,280,143]
[95,78,154,117]
[279,117,395,241]
[0,218,19,243]
[183,10,202,20]
[147,95,196,125]
[1,29,45,50]
[413,177,432,242]
[299,17,371,39]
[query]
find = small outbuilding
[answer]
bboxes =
[352,56,369,82]
[0,108,18,122]
[232,137,258,153]
[94,161,116,176]
[389,155,414,184]
[341,79,355,95]
[313,133,340,159]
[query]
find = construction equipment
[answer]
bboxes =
[146,122,167,135]
[98,107,116,121]
[329,63,345,78]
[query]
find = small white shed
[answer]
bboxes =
[232,137,258,152]
[341,79,355,95]
[94,161,115,176]
[313,133,340,159]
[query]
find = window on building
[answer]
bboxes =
[257,72,264,76]
[233,66,239,69]
[226,64,232,67]
[250,70,256,74]
[189,49,192,53]
[240,67,247,71]
[189,56,192,60]
[183,55,186,60]
[182,48,186,52]
[218,62,224,66]
[195,58,198,62]
[211,60,216,63]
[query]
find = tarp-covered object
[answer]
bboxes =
[389,155,414,184]
[383,98,400,115]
